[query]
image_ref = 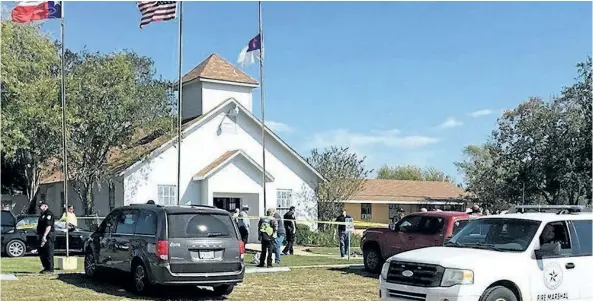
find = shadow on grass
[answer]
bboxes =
[327,266,379,280]
[56,273,229,300]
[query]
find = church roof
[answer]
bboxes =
[181,53,258,86]
[193,150,275,181]
[40,98,326,184]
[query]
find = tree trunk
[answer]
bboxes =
[24,162,41,214]
[81,185,95,216]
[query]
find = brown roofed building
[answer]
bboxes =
[181,53,259,86]
[177,53,260,122]
[35,53,323,239]
[344,179,466,224]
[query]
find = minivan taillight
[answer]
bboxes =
[239,240,246,260]
[156,240,169,260]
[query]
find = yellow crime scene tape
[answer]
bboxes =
[236,215,388,228]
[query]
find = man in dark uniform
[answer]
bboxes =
[37,201,56,273]
[336,210,352,258]
[282,206,296,255]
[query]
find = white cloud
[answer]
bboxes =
[307,128,439,150]
[436,117,463,129]
[266,121,295,133]
[467,109,493,118]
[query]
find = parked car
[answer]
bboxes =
[83,204,246,296]
[361,211,476,273]
[1,210,26,257]
[0,210,90,257]
[378,209,593,301]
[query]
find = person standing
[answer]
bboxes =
[232,208,240,224]
[257,208,278,268]
[237,205,251,244]
[273,210,286,264]
[59,205,78,227]
[335,210,352,258]
[282,206,296,255]
[37,202,56,273]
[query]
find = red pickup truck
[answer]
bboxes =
[360,211,476,273]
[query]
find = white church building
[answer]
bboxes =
[37,54,324,238]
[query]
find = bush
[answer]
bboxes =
[295,224,361,248]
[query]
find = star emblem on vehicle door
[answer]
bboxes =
[543,263,563,290]
[548,270,558,283]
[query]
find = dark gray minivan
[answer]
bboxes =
[84,204,246,296]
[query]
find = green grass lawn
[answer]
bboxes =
[1,268,379,301]
[1,256,376,301]
[244,253,362,266]
[1,256,84,274]
[1,254,361,275]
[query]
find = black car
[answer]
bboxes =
[0,210,91,257]
[1,210,26,257]
[84,204,246,296]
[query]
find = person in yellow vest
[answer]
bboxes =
[60,205,78,227]
[257,208,278,268]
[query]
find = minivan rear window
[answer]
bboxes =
[168,213,235,238]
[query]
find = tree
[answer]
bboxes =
[455,144,509,210]
[456,58,592,207]
[1,21,62,208]
[377,165,423,180]
[376,165,453,182]
[547,58,592,204]
[1,152,27,195]
[65,50,174,215]
[303,147,372,224]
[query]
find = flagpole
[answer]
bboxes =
[176,1,184,206]
[60,2,69,258]
[258,1,267,211]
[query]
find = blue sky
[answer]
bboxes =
[6,1,592,181]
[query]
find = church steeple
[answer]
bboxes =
[180,54,259,120]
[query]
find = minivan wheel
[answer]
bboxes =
[84,252,97,278]
[363,247,383,273]
[6,240,26,257]
[212,284,235,296]
[480,286,518,301]
[131,262,150,294]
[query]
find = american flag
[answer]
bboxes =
[137,1,177,28]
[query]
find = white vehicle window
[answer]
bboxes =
[537,221,572,256]
[446,218,541,252]
[572,220,592,256]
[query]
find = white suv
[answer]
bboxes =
[379,211,592,301]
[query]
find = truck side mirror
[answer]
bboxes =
[389,223,396,231]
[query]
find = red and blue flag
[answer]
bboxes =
[11,1,62,24]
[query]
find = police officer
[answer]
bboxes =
[37,201,56,273]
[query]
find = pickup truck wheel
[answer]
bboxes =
[480,286,517,301]
[363,247,383,273]
[212,284,234,296]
